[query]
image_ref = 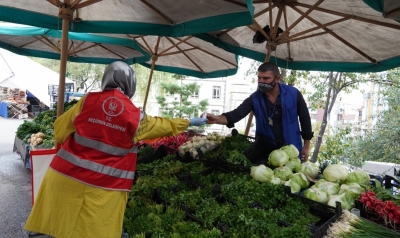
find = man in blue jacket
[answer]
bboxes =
[206,62,313,161]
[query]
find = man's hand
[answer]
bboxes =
[189,118,207,126]
[206,113,227,125]
[301,140,311,162]
[301,147,310,162]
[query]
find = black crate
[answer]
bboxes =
[354,200,400,233]
[382,175,400,195]
[137,145,167,164]
[214,159,250,173]
[231,129,256,143]
[284,186,342,238]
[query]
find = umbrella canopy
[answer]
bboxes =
[363,0,400,22]
[107,34,239,110]
[0,0,254,37]
[0,23,150,65]
[0,0,254,117]
[198,0,400,72]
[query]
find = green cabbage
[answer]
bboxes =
[286,158,301,172]
[295,162,320,179]
[280,144,299,160]
[285,180,301,193]
[322,164,349,183]
[339,183,365,199]
[344,170,370,187]
[269,176,282,185]
[327,193,354,210]
[290,172,310,189]
[314,179,340,195]
[250,165,274,182]
[303,187,329,204]
[274,166,293,181]
[268,149,289,168]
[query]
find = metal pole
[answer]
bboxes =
[142,57,157,112]
[244,46,272,135]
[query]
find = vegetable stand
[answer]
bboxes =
[128,131,342,237]
[13,135,31,168]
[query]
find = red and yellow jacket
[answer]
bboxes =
[51,89,190,191]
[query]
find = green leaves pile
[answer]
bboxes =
[15,100,79,148]
[126,134,327,237]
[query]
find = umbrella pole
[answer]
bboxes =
[57,18,69,117]
[244,46,272,135]
[142,57,157,112]
[56,2,73,117]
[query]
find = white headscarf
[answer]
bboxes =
[101,61,136,98]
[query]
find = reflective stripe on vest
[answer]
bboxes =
[74,132,138,156]
[57,148,136,179]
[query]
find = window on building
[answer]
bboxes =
[358,111,362,117]
[211,109,220,115]
[191,91,199,98]
[213,86,221,99]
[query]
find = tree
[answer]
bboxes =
[156,82,208,119]
[29,57,105,92]
[132,64,177,108]
[343,68,400,165]
[29,58,178,104]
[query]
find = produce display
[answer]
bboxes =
[358,190,400,231]
[127,133,341,237]
[324,210,399,238]
[129,130,400,236]
[15,100,79,149]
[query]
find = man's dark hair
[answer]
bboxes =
[258,62,280,77]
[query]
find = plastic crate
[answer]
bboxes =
[137,145,167,164]
[284,186,342,238]
[355,200,400,232]
[382,175,400,195]
[231,129,256,143]
[214,159,250,173]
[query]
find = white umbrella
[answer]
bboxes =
[0,0,254,116]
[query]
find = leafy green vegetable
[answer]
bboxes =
[268,149,289,168]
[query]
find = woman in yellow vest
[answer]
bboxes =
[24,61,207,238]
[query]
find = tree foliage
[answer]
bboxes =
[343,69,400,165]
[30,57,105,92]
[29,58,178,107]
[132,64,177,106]
[156,82,208,119]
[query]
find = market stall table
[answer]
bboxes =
[13,135,30,168]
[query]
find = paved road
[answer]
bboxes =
[0,117,32,238]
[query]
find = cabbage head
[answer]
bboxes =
[286,158,301,172]
[339,183,365,199]
[344,170,370,187]
[303,187,329,204]
[250,165,274,182]
[295,162,320,179]
[290,172,310,189]
[327,193,354,210]
[322,164,349,183]
[314,179,340,195]
[274,166,293,181]
[268,149,289,168]
[285,180,301,193]
[269,176,282,185]
[280,144,299,160]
